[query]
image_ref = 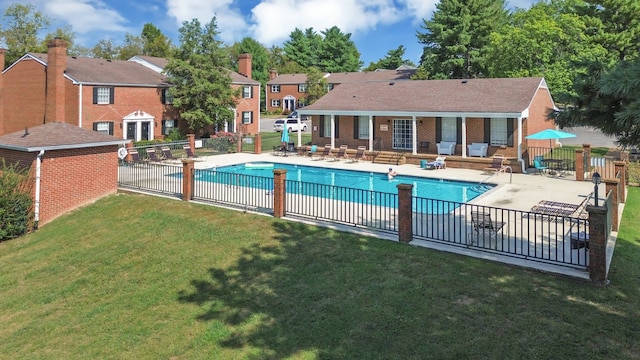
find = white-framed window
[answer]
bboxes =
[271,84,280,93]
[298,84,307,93]
[162,119,177,135]
[356,116,369,139]
[271,99,281,107]
[93,121,113,135]
[242,111,253,124]
[94,87,111,104]
[242,86,252,98]
[441,117,457,142]
[327,84,334,91]
[490,118,508,146]
[392,119,413,150]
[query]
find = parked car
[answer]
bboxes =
[274,112,309,132]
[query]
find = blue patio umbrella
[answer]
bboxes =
[526,128,576,149]
[281,123,289,145]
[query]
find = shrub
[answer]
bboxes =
[0,160,34,240]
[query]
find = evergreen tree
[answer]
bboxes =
[283,28,321,69]
[164,17,237,132]
[317,26,363,72]
[416,0,508,79]
[231,37,270,111]
[363,45,414,71]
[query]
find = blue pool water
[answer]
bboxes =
[197,162,490,206]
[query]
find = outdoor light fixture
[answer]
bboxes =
[592,172,601,206]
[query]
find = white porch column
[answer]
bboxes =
[297,116,302,147]
[412,115,418,155]
[461,116,467,157]
[368,115,374,151]
[517,117,525,171]
[330,114,335,148]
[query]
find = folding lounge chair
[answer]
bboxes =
[347,146,366,163]
[161,146,177,161]
[183,144,204,160]
[311,145,331,160]
[483,156,509,174]
[425,156,446,169]
[306,145,318,157]
[327,145,348,161]
[469,210,506,247]
[146,148,162,162]
[127,149,146,164]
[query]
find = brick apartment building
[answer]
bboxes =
[0,39,261,138]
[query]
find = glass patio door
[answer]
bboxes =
[392,119,413,150]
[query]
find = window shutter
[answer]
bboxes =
[92,88,98,104]
[161,89,166,104]
[456,117,462,144]
[319,116,325,137]
[108,122,114,135]
[161,120,166,134]
[353,117,358,139]
[436,117,442,142]
[484,118,491,143]
[109,87,115,104]
[507,118,514,147]
[250,86,254,98]
[335,116,340,138]
[92,122,98,131]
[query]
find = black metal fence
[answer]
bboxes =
[117,163,592,270]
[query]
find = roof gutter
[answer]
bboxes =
[0,140,130,152]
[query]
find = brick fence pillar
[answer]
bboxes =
[236,133,243,153]
[604,179,619,231]
[397,184,413,244]
[273,169,287,218]
[583,144,591,177]
[254,133,262,154]
[187,134,195,152]
[614,161,626,202]
[575,149,584,181]
[181,159,195,201]
[587,205,609,286]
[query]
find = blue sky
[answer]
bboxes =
[2,0,537,66]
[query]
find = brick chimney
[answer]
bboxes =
[238,53,252,79]
[269,69,278,80]
[0,48,5,134]
[45,38,67,123]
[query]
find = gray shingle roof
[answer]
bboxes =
[300,77,550,115]
[28,53,168,86]
[267,69,416,85]
[0,122,128,151]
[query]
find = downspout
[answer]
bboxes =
[517,117,525,172]
[34,150,44,228]
[78,83,83,127]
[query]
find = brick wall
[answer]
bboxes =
[0,146,118,226]
[233,84,261,135]
[524,86,556,149]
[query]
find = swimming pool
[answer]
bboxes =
[196,162,491,210]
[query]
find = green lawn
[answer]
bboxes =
[1,190,639,359]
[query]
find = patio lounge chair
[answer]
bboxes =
[306,145,318,157]
[273,144,287,156]
[468,210,506,246]
[183,144,204,161]
[127,149,146,164]
[424,156,446,169]
[311,144,331,160]
[346,146,366,163]
[483,156,509,174]
[146,148,162,162]
[161,146,177,161]
[327,145,348,161]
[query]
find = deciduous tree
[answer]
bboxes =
[0,3,50,66]
[141,23,171,57]
[164,17,237,132]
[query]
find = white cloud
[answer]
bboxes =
[402,0,438,22]
[43,0,131,33]
[165,0,247,44]
[249,0,405,46]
